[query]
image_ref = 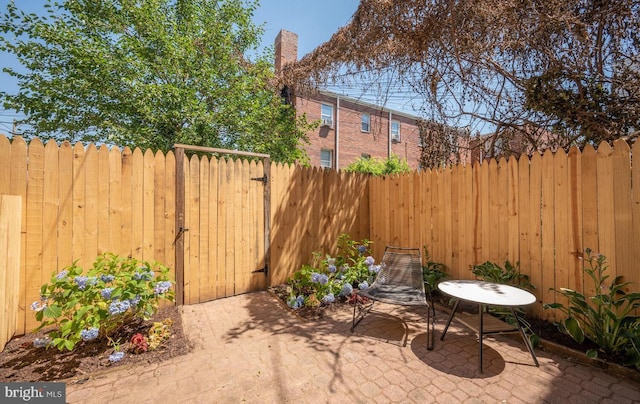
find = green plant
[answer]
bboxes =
[422,246,447,292]
[343,154,412,176]
[285,234,378,309]
[471,259,539,347]
[148,318,174,351]
[31,253,175,351]
[472,260,533,290]
[544,249,640,367]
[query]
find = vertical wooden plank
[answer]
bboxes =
[611,140,634,292]
[198,156,211,301]
[528,153,544,319]
[173,148,185,306]
[97,146,110,255]
[581,145,599,256]
[9,137,27,334]
[208,157,219,298]
[72,142,86,268]
[237,158,249,294]
[130,148,144,259]
[554,148,571,313]
[217,158,228,297]
[488,159,501,263]
[267,163,281,285]
[596,142,616,277]
[0,196,21,349]
[84,144,99,263]
[431,170,443,263]
[42,140,59,288]
[58,142,73,269]
[120,147,133,259]
[225,159,236,297]
[461,164,474,278]
[507,157,519,263]
[154,150,167,267]
[164,151,176,296]
[540,149,556,321]
[142,149,155,261]
[188,154,200,304]
[518,154,533,311]
[441,167,453,271]
[631,141,640,293]
[108,148,123,257]
[478,162,490,264]
[25,138,44,332]
[0,136,10,194]
[567,147,583,294]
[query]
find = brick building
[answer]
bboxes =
[275,29,423,170]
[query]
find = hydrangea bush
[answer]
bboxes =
[286,234,381,309]
[32,253,175,352]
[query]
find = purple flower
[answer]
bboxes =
[129,295,142,306]
[109,351,125,363]
[369,264,382,274]
[340,283,353,297]
[109,299,131,315]
[322,293,335,304]
[287,295,305,309]
[56,270,68,280]
[134,267,154,281]
[364,256,375,266]
[328,264,337,273]
[33,337,51,348]
[311,272,329,284]
[358,281,369,290]
[101,287,114,300]
[358,245,367,254]
[74,276,88,290]
[327,257,336,265]
[80,327,99,341]
[30,301,46,312]
[100,274,115,283]
[154,281,172,295]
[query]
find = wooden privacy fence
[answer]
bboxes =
[370,139,640,321]
[0,135,370,339]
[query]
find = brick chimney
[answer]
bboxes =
[274,29,298,73]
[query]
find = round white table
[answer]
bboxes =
[438,280,539,372]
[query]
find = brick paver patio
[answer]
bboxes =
[66,291,640,403]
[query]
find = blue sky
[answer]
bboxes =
[0,0,360,135]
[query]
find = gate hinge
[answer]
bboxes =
[251,264,269,276]
[250,175,268,184]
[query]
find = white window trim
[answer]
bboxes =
[320,149,333,168]
[361,113,370,133]
[321,104,334,128]
[391,121,401,142]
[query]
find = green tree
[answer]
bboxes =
[343,154,411,176]
[0,0,311,163]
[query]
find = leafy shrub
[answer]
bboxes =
[286,234,379,309]
[472,260,533,289]
[544,249,640,368]
[422,246,447,292]
[343,154,411,176]
[31,253,175,351]
[471,259,539,347]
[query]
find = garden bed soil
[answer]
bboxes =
[0,305,192,383]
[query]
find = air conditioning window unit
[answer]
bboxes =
[321,119,333,128]
[392,133,401,142]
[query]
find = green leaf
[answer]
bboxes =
[43,304,62,319]
[586,349,599,359]
[563,317,585,343]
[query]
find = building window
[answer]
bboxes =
[391,121,401,142]
[361,114,370,132]
[320,149,333,168]
[321,104,333,128]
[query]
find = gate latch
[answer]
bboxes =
[250,175,268,184]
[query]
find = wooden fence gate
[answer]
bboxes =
[174,145,271,305]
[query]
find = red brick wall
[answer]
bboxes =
[295,93,422,170]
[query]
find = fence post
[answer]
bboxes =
[174,148,185,306]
